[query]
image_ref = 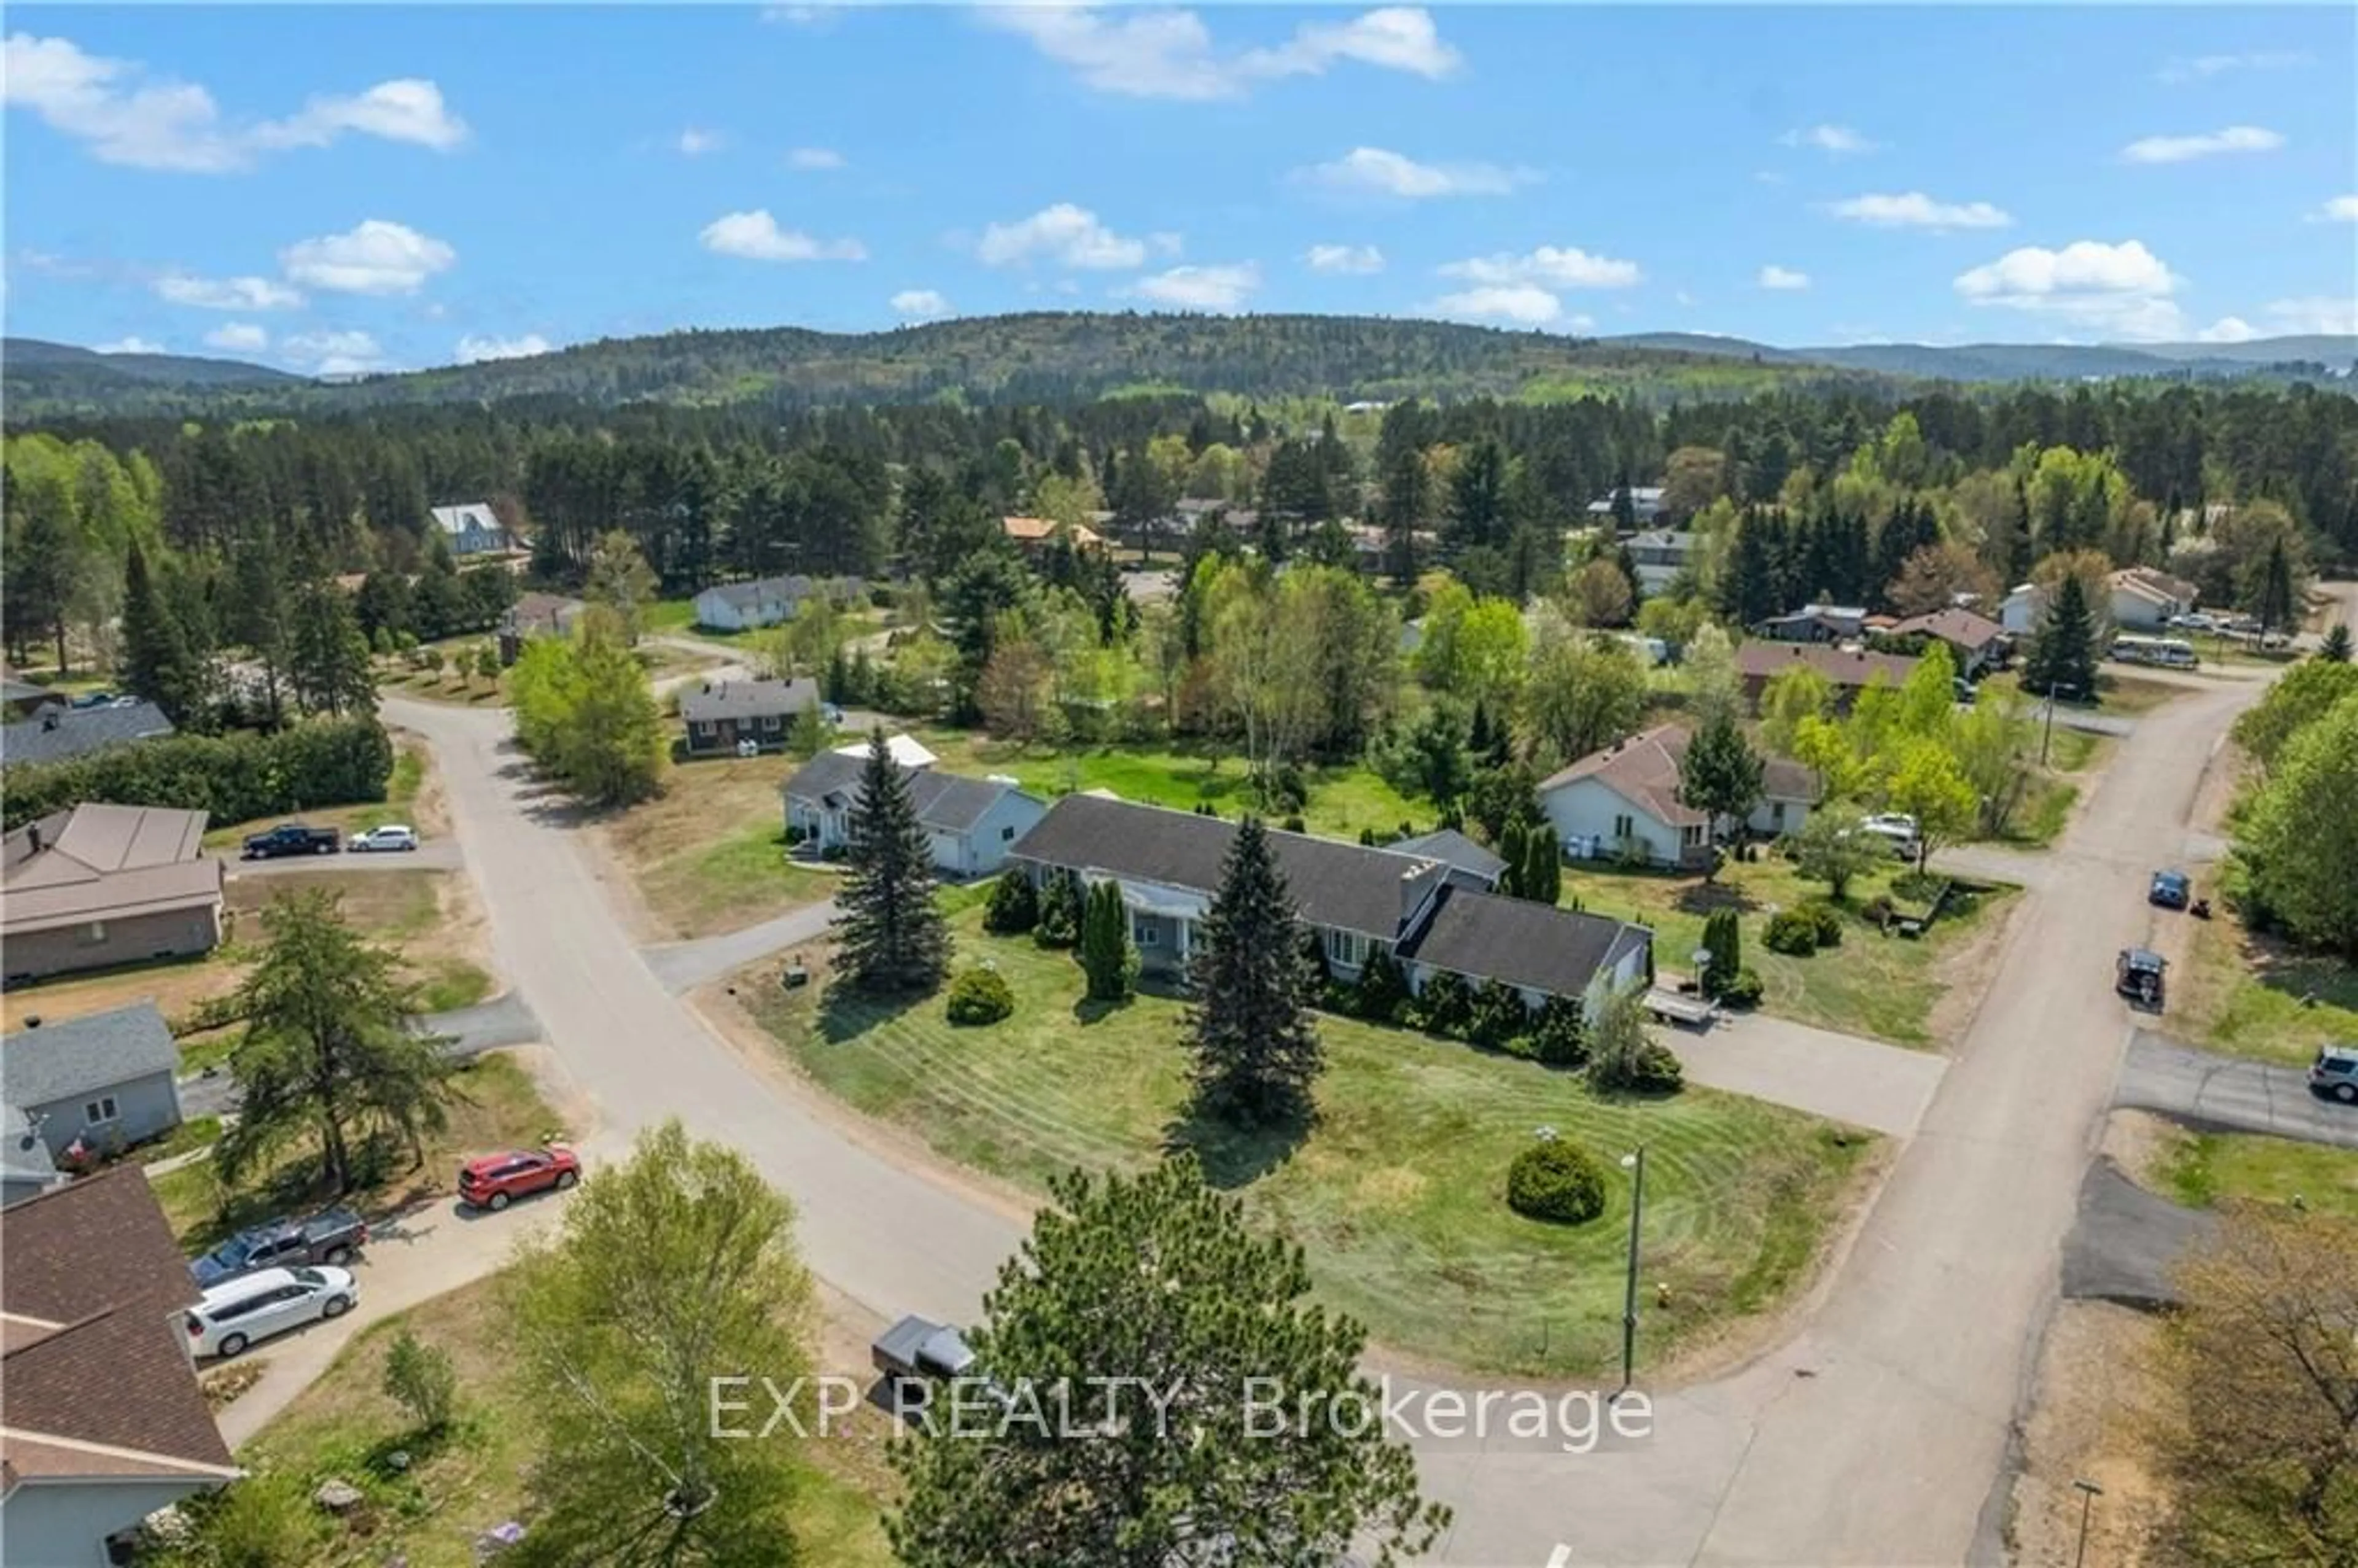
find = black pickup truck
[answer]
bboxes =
[189,1207,370,1287]
[241,822,341,860]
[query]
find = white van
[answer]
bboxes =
[186,1265,357,1358]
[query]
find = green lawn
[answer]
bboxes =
[200,740,429,851]
[223,1271,894,1568]
[644,597,761,640]
[2156,1128,2358,1222]
[2177,910,2358,1068]
[2006,729,2108,848]
[632,820,835,941]
[746,907,1876,1380]
[911,728,1428,845]
[1555,856,2014,1048]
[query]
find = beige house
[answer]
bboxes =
[1,804,224,985]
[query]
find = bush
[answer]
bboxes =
[1797,900,1843,946]
[1592,1038,1686,1095]
[1764,908,1821,956]
[1716,968,1765,1008]
[945,966,1015,1026]
[383,1327,456,1434]
[1533,995,1587,1066]
[1506,1138,1609,1225]
[1350,945,1412,1023]
[1409,969,1473,1037]
[1033,869,1081,948]
[1468,979,1534,1051]
[1,715,394,832]
[983,872,1039,935]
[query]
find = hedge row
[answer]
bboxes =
[2,716,395,831]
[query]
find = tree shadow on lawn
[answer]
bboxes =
[1671,879,1763,918]
[1161,1103,1309,1192]
[816,980,935,1045]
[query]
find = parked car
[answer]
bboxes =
[457,1145,580,1211]
[189,1207,369,1288]
[1951,678,1977,706]
[872,1314,978,1384]
[348,824,419,853]
[242,822,342,860]
[2116,947,2166,1009]
[2149,869,2192,910]
[2309,1045,2358,1106]
[1860,812,1921,857]
[186,1265,357,1358]
[67,689,120,709]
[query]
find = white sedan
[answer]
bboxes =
[348,824,419,853]
[186,1265,358,1358]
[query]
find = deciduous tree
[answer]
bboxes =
[1885,737,1977,872]
[1790,801,1881,900]
[1677,708,1764,874]
[2235,691,2358,955]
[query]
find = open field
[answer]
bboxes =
[222,1271,894,1568]
[2172,907,2358,1068]
[2155,1125,2358,1222]
[149,1051,563,1249]
[1555,857,2016,1048]
[594,750,833,939]
[741,907,1876,1380]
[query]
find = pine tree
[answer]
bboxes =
[2025,573,2098,699]
[2321,623,2352,664]
[830,729,949,995]
[2254,538,2296,636]
[1033,867,1081,949]
[120,540,204,724]
[1380,441,1428,588]
[288,540,378,718]
[1186,817,1324,1128]
[1677,709,1765,879]
[1078,878,1137,1001]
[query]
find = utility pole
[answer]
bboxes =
[2040,685,2056,767]
[2071,1477,2103,1567]
[1617,1144,1648,1398]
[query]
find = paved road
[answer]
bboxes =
[1675,1014,1947,1139]
[177,992,545,1119]
[218,840,464,876]
[2117,1033,2358,1150]
[376,669,2261,1566]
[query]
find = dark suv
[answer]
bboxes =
[2310,1046,2358,1106]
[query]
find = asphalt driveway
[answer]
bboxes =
[2116,1033,2358,1150]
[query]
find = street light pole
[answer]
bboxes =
[2071,1478,2103,1568]
[1618,1144,1647,1397]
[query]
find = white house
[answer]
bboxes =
[1624,529,1696,597]
[693,575,811,632]
[2002,568,2197,637]
[1584,486,1667,527]
[428,502,508,557]
[781,751,1045,877]
[1538,723,1818,869]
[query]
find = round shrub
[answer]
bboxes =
[1716,968,1765,1008]
[945,966,1015,1027]
[1798,900,1843,946]
[1764,908,1821,957]
[1506,1139,1609,1225]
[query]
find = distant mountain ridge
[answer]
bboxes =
[4,337,305,388]
[1604,330,2357,382]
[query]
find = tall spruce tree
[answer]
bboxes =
[2254,538,2296,636]
[1186,816,1324,1127]
[2025,573,2099,698]
[1077,878,1137,1001]
[832,728,950,995]
[120,540,204,724]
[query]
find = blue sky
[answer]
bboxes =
[6,6,2354,375]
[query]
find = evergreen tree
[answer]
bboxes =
[2321,623,2352,664]
[1610,468,1638,532]
[1380,441,1428,588]
[1677,709,1765,879]
[2025,573,2099,698]
[1033,867,1082,948]
[230,522,295,728]
[287,539,377,718]
[983,869,1040,934]
[1448,438,1511,552]
[2,486,79,673]
[2254,538,2296,635]
[1497,816,1530,899]
[1078,878,1137,1001]
[1186,816,1324,1128]
[1521,823,1562,905]
[119,540,204,724]
[831,728,950,995]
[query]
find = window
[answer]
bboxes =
[1681,824,1706,848]
[1324,929,1369,968]
[1771,802,1786,826]
[83,920,107,945]
[1612,814,1635,840]
[84,1096,119,1125]
[1134,922,1159,947]
[760,715,781,731]
[1002,825,1017,842]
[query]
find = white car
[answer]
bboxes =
[1859,812,1921,856]
[185,1265,357,1358]
[348,824,419,853]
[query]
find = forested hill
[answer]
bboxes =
[7,314,1887,421]
[4,338,305,394]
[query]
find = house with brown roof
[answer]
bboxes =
[1,804,225,986]
[0,1166,240,1562]
[1537,723,1820,869]
[1001,515,1105,554]
[1885,606,2010,677]
[1734,640,1923,712]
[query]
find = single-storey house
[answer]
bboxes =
[1735,641,1922,712]
[1,1002,182,1163]
[690,573,863,632]
[1,1105,62,1206]
[1,699,176,770]
[0,1167,241,1565]
[1002,516,1106,554]
[2,804,224,986]
[1538,723,1819,870]
[2001,569,2198,637]
[678,678,823,758]
[1584,486,1667,528]
[1750,604,1870,644]
[1885,606,2009,677]
[781,750,1046,877]
[1006,794,1652,1014]
[1624,530,1696,597]
[503,591,585,640]
[429,502,509,557]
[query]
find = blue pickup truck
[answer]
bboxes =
[241,822,342,860]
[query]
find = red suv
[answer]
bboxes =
[457,1146,580,1211]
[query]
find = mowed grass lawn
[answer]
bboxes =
[911,728,1426,845]
[747,908,1876,1380]
[2176,908,2358,1068]
[1555,857,2016,1048]
[2156,1127,2358,1224]
[234,1272,894,1568]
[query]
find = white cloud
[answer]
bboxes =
[93,336,165,354]
[1,35,465,172]
[890,289,953,319]
[202,322,268,352]
[1426,284,1578,327]
[1954,239,2187,340]
[982,6,1458,101]
[1781,123,1875,155]
[1298,146,1534,200]
[1757,265,1810,291]
[1304,243,1384,275]
[1439,246,1641,289]
[1129,262,1261,311]
[2311,195,2358,223]
[698,209,866,263]
[976,203,1147,268]
[677,127,726,155]
[282,328,382,376]
[2157,50,2308,85]
[281,219,456,295]
[2120,125,2282,165]
[154,271,305,310]
[1827,192,2014,231]
[787,146,843,169]
[456,333,552,363]
[2265,297,2358,336]
[2195,317,2257,344]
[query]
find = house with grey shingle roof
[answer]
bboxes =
[1538,723,1821,869]
[782,748,1046,877]
[429,501,508,556]
[0,698,176,769]
[679,678,825,756]
[1,1001,183,1162]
